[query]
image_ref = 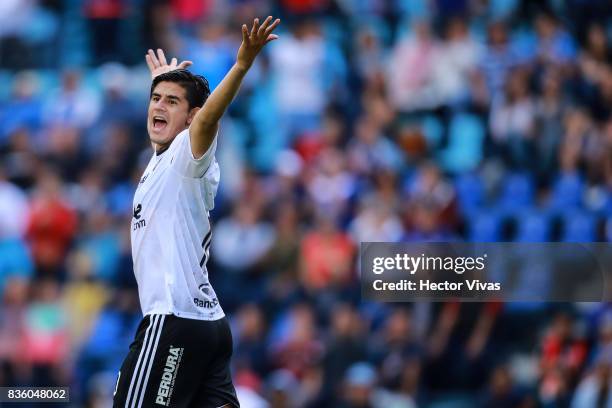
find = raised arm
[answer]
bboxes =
[189,16,280,158]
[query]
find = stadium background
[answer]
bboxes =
[0,0,611,407]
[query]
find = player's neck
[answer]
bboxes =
[156,145,170,156]
[152,142,171,156]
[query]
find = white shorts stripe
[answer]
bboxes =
[129,314,162,408]
[136,314,166,408]
[126,314,161,408]
[124,314,156,408]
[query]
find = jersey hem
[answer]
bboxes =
[143,309,226,321]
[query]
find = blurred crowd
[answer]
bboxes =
[0,0,612,407]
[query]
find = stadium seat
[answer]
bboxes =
[437,113,485,174]
[496,172,535,214]
[468,211,503,242]
[602,191,612,216]
[454,172,485,215]
[561,211,598,242]
[549,172,584,212]
[515,211,551,242]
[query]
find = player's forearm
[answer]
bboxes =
[189,17,279,157]
[188,63,248,157]
[193,63,248,130]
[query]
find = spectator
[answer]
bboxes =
[269,19,340,142]
[320,303,367,402]
[0,277,29,385]
[234,303,269,376]
[0,165,29,238]
[181,22,236,89]
[533,12,577,67]
[480,364,534,407]
[0,71,43,144]
[61,250,108,348]
[571,351,612,408]
[269,303,323,379]
[0,237,33,296]
[83,0,128,65]
[42,69,101,130]
[480,21,520,97]
[433,17,482,105]
[349,196,404,243]
[367,308,423,402]
[306,147,356,219]
[259,201,302,282]
[300,214,355,292]
[347,117,404,176]
[578,23,611,99]
[539,312,588,406]
[533,68,568,179]
[403,162,458,236]
[490,68,536,169]
[21,278,70,386]
[387,20,440,111]
[337,362,378,408]
[213,200,275,274]
[25,169,78,276]
[352,27,386,86]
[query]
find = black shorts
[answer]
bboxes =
[113,314,239,408]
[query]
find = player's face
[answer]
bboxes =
[147,81,193,148]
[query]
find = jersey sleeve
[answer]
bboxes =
[171,128,218,178]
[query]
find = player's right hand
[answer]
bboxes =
[145,49,193,79]
[236,16,280,71]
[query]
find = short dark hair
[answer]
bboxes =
[150,69,210,110]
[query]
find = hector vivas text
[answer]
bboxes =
[370,253,501,293]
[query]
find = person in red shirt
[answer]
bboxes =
[300,214,355,291]
[25,169,78,277]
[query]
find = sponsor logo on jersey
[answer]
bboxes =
[132,203,147,231]
[193,297,219,309]
[155,346,184,406]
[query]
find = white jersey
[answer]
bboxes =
[131,128,224,321]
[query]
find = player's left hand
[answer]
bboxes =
[145,48,193,79]
[237,16,280,71]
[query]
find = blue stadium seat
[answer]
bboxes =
[561,211,598,242]
[468,211,503,242]
[515,211,551,242]
[497,172,535,214]
[454,172,485,215]
[437,113,485,174]
[549,172,584,212]
[603,192,612,215]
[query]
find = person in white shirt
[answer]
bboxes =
[113,16,280,408]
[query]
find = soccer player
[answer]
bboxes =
[113,16,280,408]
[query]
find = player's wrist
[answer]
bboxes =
[234,61,251,73]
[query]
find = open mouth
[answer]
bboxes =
[152,116,168,131]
